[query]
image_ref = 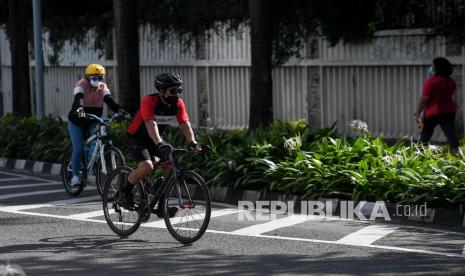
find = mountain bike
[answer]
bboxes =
[102,148,211,244]
[61,112,127,197]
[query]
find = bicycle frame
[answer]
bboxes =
[84,134,103,173]
[83,113,124,176]
[145,150,194,210]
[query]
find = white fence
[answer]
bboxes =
[1,26,464,141]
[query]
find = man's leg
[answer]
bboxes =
[120,136,154,209]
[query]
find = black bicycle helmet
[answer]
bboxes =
[154,73,183,91]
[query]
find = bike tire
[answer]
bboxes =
[163,170,211,244]
[96,145,126,198]
[102,166,144,237]
[61,146,85,196]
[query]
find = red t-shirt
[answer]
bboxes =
[422,76,456,118]
[127,93,189,141]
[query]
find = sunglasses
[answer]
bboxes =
[90,76,105,82]
[169,87,183,95]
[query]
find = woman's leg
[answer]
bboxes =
[420,116,439,144]
[67,122,84,177]
[438,113,459,150]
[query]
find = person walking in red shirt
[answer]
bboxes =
[415,57,460,154]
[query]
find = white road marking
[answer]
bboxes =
[211,202,237,208]
[67,210,105,219]
[48,195,100,205]
[337,225,398,245]
[0,174,462,261]
[0,195,101,212]
[1,207,463,259]
[0,178,28,182]
[144,208,243,227]
[0,189,65,200]
[0,170,54,182]
[232,215,318,235]
[0,182,61,189]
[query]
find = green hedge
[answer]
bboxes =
[1,114,465,209]
[0,114,69,162]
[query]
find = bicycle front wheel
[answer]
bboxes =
[61,146,85,196]
[163,170,211,244]
[96,145,126,198]
[102,166,145,237]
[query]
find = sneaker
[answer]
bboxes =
[153,206,179,218]
[451,148,464,157]
[71,176,80,187]
[120,191,135,211]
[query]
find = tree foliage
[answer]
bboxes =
[41,0,113,63]
[1,0,465,65]
[137,0,248,38]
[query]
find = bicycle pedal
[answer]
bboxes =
[140,210,151,222]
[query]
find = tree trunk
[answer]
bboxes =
[113,0,140,113]
[8,0,31,117]
[249,0,273,129]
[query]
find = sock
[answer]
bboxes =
[122,179,135,194]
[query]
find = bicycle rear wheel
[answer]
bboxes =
[163,170,211,244]
[102,166,145,237]
[96,145,126,198]
[61,146,85,196]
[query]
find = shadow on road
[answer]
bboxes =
[0,234,464,275]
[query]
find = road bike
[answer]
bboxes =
[61,112,127,197]
[102,148,211,244]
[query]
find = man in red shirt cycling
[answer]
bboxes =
[120,73,201,215]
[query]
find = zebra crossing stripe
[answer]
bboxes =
[0,189,65,200]
[0,195,101,212]
[337,225,398,245]
[232,215,318,235]
[67,210,105,219]
[0,178,30,182]
[0,170,54,181]
[0,182,61,189]
[144,208,243,228]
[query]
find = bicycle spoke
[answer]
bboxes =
[103,166,143,237]
[164,171,211,243]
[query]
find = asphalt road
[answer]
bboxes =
[1,169,464,275]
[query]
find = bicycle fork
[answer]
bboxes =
[173,169,194,209]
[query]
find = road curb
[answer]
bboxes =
[0,158,61,176]
[1,157,464,230]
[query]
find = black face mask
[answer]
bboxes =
[166,95,179,105]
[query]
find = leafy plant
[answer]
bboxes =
[2,114,465,210]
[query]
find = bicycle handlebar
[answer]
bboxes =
[155,146,210,168]
[82,112,128,124]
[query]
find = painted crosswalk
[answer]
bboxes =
[337,225,399,245]
[1,169,465,260]
[232,214,319,235]
[0,182,61,189]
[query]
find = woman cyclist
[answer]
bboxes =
[67,63,126,187]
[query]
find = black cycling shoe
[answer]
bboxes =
[153,206,179,218]
[119,191,135,211]
[138,201,151,222]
